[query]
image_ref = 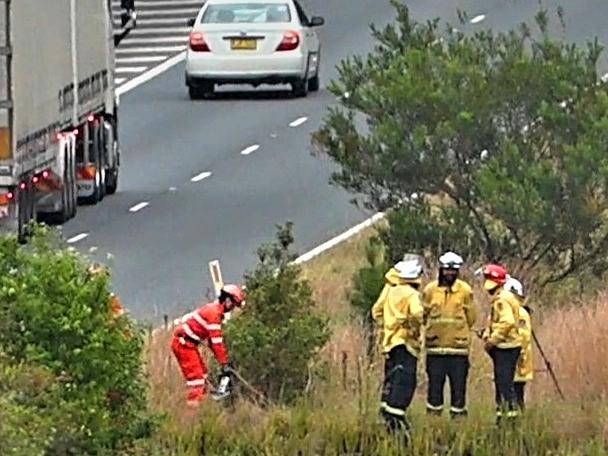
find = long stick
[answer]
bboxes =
[227,367,274,407]
[531,330,565,400]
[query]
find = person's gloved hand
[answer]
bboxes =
[221,363,233,377]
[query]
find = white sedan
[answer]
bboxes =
[185,0,324,99]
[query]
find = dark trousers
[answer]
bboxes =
[490,347,521,420]
[514,381,526,410]
[426,354,469,417]
[380,345,417,432]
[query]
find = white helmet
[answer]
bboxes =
[504,277,525,298]
[439,251,464,269]
[394,258,424,280]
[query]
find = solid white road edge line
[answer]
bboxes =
[191,171,212,182]
[289,116,308,127]
[116,51,186,97]
[240,144,260,155]
[129,202,150,213]
[66,233,89,244]
[293,212,386,264]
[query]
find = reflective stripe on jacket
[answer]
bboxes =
[515,305,533,382]
[179,301,229,365]
[371,268,424,357]
[422,279,477,355]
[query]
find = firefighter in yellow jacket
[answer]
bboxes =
[371,254,425,434]
[505,277,533,410]
[422,251,477,418]
[481,264,522,423]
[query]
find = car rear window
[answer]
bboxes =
[201,3,292,24]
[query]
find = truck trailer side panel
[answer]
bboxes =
[11,0,73,173]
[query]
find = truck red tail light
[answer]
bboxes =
[189,32,210,52]
[276,31,299,51]
[0,191,14,205]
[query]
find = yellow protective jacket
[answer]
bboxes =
[422,279,477,355]
[515,305,533,382]
[371,268,424,358]
[486,288,522,349]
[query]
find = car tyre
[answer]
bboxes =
[291,78,308,98]
[308,73,320,92]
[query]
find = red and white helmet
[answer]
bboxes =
[482,264,508,291]
[221,284,246,306]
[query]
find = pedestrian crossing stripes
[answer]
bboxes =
[112,0,203,87]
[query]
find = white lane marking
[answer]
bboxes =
[113,8,199,17]
[470,14,486,24]
[240,144,260,156]
[117,52,186,96]
[112,0,202,5]
[131,27,191,35]
[66,233,89,244]
[129,202,149,213]
[289,116,308,127]
[115,66,149,73]
[169,186,177,191]
[116,45,186,55]
[116,55,167,64]
[121,35,188,45]
[191,171,212,182]
[115,77,127,85]
[137,17,195,25]
[293,213,386,264]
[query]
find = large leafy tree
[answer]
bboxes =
[313,1,608,287]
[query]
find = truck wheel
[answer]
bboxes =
[17,183,35,243]
[68,152,77,217]
[79,139,103,205]
[106,167,119,195]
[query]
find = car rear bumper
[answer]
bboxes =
[185,50,317,85]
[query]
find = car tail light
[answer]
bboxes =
[189,32,210,52]
[276,31,299,51]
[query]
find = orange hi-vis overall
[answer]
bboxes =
[171,301,229,404]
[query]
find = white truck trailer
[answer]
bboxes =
[0,0,136,241]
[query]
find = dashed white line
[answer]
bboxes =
[116,55,167,64]
[191,171,212,182]
[116,46,186,55]
[129,202,150,213]
[470,14,486,24]
[122,35,188,45]
[66,233,89,244]
[131,27,191,35]
[240,144,260,156]
[289,116,308,127]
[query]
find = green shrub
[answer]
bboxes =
[0,225,156,454]
[225,222,331,404]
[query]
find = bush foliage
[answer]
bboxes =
[225,222,331,404]
[0,226,155,455]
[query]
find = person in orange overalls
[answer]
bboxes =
[171,284,245,406]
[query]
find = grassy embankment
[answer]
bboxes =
[144,227,608,455]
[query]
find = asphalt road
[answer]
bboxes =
[61,0,608,322]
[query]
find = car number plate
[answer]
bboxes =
[231,38,257,50]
